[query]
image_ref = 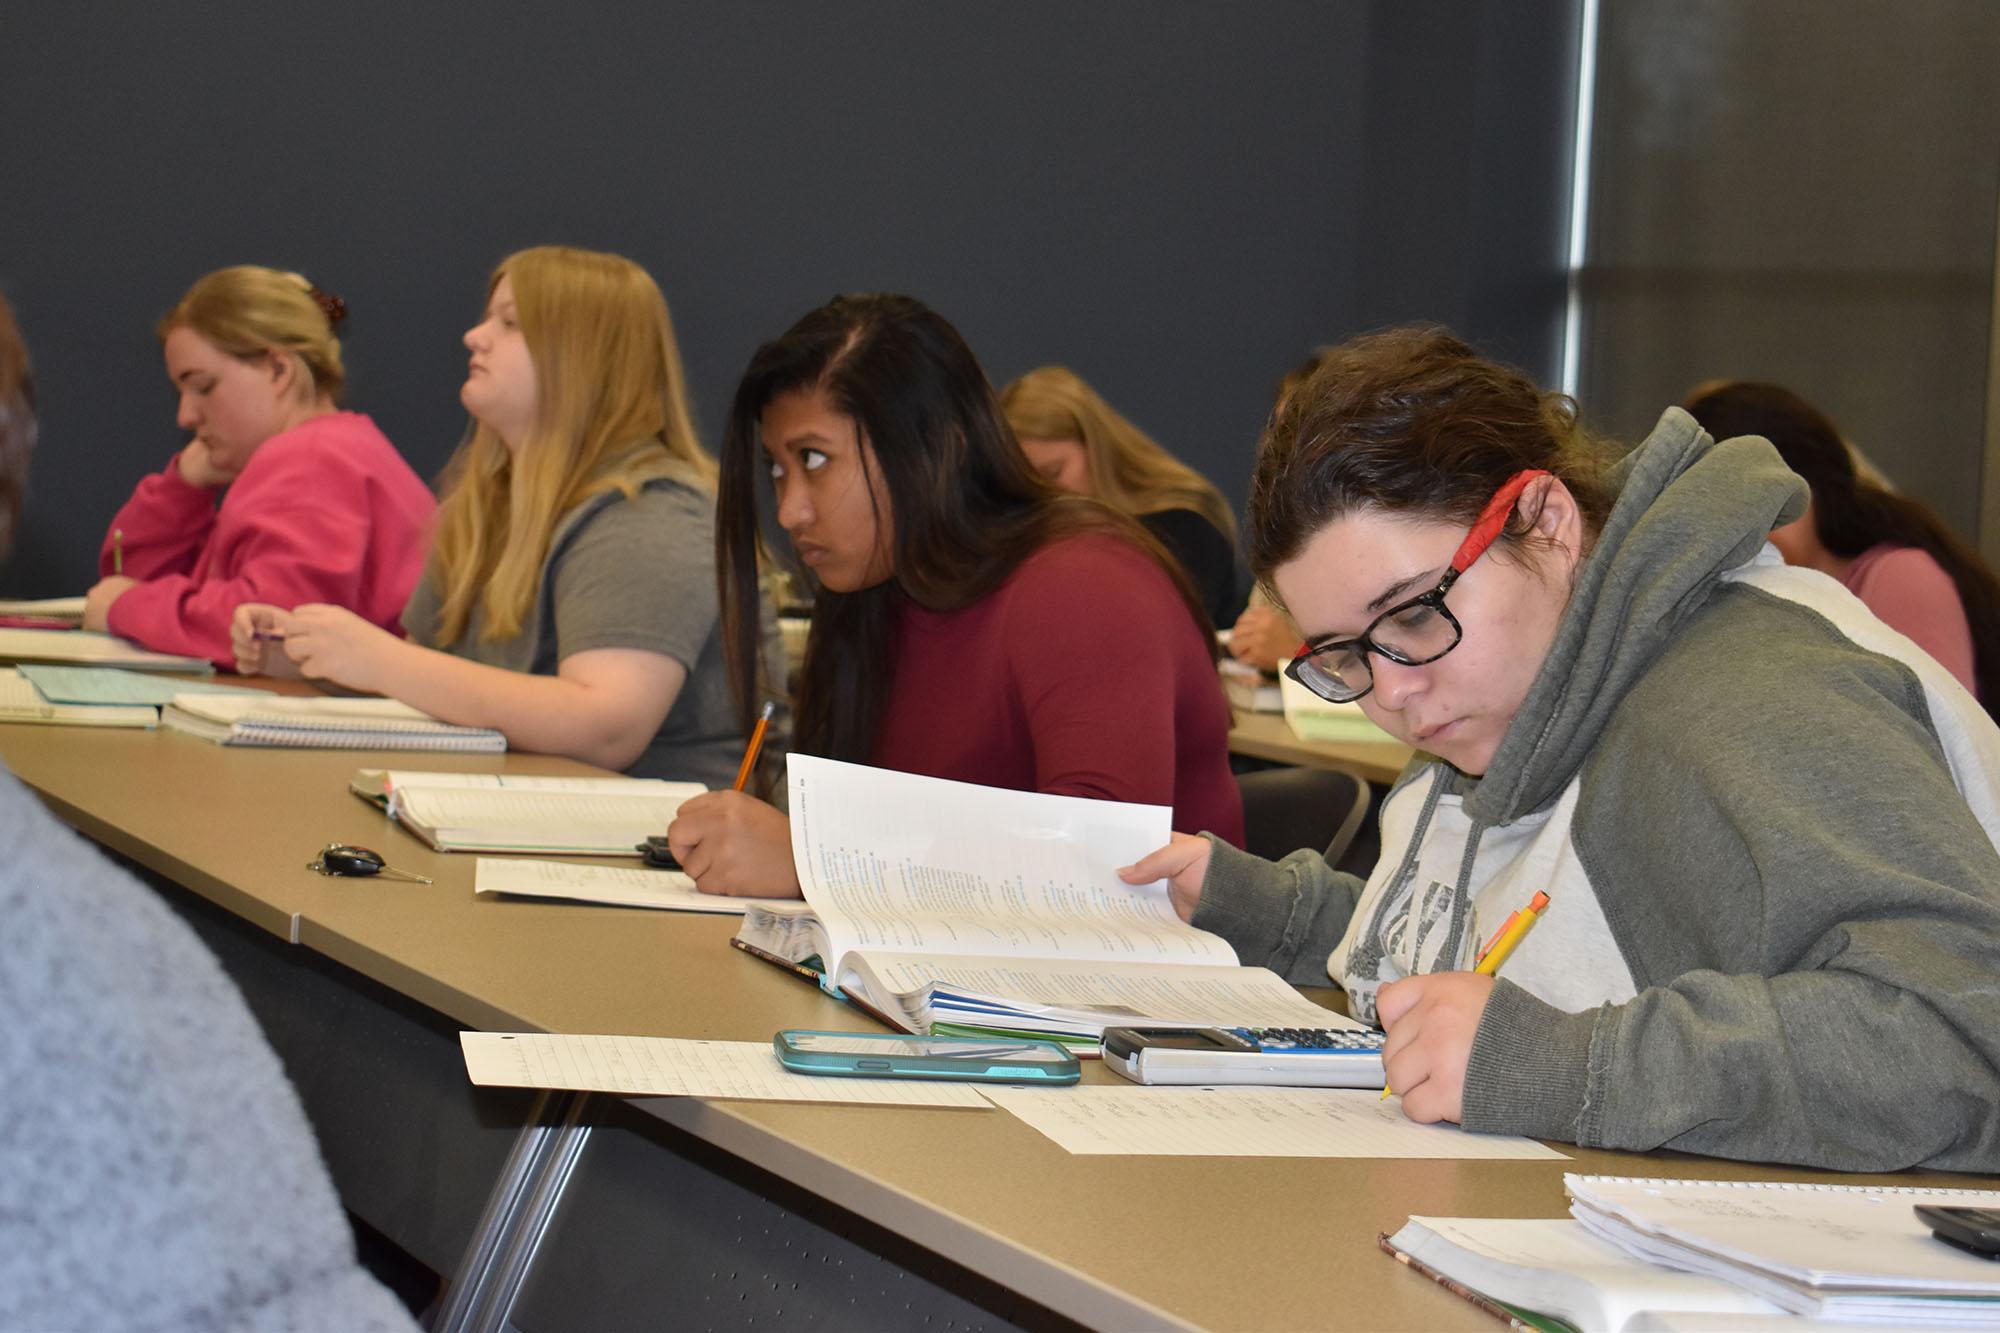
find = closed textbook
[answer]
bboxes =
[730,755,1346,1049]
[351,770,705,854]
[164,693,506,751]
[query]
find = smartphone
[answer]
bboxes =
[1101,1025,1386,1088]
[772,1030,1080,1084]
[1916,1206,2000,1259]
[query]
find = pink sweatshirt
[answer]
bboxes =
[1843,543,1979,699]
[101,412,435,665]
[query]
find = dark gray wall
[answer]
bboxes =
[0,2,1578,596]
[1580,0,2000,538]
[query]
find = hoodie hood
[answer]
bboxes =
[1462,407,1807,825]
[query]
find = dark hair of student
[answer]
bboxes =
[0,292,35,562]
[716,293,1212,766]
[1683,379,2000,711]
[1247,325,1616,583]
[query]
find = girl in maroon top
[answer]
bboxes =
[669,293,1243,897]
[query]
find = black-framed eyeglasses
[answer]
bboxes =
[1283,469,1548,704]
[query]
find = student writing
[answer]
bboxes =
[235,246,780,786]
[1122,326,2000,1173]
[669,294,1243,896]
[86,267,434,665]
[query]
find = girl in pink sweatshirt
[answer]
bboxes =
[85,266,434,665]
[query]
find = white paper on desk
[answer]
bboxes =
[460,1032,991,1107]
[474,857,763,915]
[982,1085,1567,1159]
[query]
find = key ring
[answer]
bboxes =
[306,843,433,884]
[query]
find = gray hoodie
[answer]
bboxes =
[1196,409,2000,1172]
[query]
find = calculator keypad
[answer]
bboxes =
[1244,1026,1387,1053]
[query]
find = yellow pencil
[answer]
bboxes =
[1475,891,1550,976]
[112,528,123,576]
[732,700,776,793]
[1383,891,1550,1099]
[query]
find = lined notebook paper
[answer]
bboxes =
[984,1084,1567,1159]
[459,1032,990,1107]
[163,693,506,751]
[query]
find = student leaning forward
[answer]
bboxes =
[1122,325,2000,1173]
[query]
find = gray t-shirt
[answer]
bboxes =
[402,470,784,788]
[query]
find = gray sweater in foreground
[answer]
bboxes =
[0,767,417,1332]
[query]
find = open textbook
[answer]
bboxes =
[730,755,1346,1049]
[352,770,704,854]
[166,694,506,751]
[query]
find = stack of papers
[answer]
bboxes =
[1567,1174,2000,1324]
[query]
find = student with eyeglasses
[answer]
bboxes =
[665,293,1243,896]
[1121,326,2000,1172]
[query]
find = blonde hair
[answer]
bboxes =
[156,265,345,404]
[999,365,1235,539]
[429,245,716,645]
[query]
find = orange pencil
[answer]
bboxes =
[732,700,776,792]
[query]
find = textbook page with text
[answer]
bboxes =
[732,755,1342,1047]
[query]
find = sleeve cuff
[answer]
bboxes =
[1460,979,1602,1143]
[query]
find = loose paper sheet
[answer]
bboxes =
[475,857,764,915]
[983,1084,1567,1159]
[460,1032,992,1107]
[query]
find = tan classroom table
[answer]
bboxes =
[1227,708,1415,786]
[0,719,1980,1332]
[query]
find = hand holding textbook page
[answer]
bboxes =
[732,755,1343,1046]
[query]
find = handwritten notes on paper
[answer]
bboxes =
[473,858,764,915]
[459,1032,990,1108]
[982,1085,1568,1159]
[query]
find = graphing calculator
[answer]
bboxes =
[1100,1025,1387,1088]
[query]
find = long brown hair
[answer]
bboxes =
[1248,326,1614,585]
[999,365,1236,538]
[1684,380,2000,710]
[0,291,34,560]
[429,246,714,645]
[717,294,1210,763]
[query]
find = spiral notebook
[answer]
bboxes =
[1565,1173,2000,1323]
[163,693,506,751]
